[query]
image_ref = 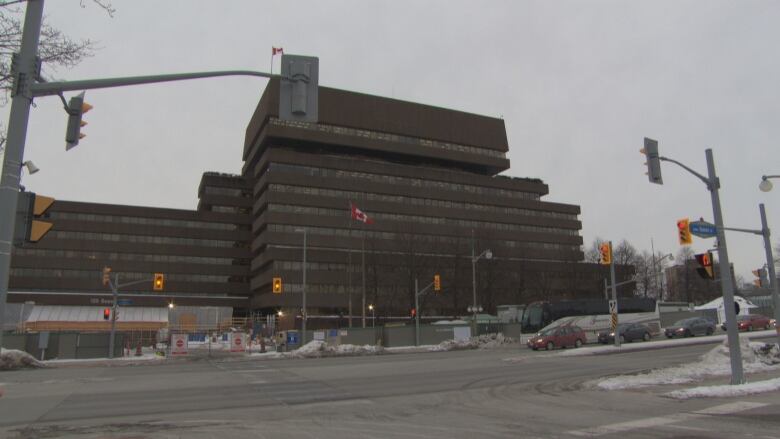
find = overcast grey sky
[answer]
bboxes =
[7,0,779,282]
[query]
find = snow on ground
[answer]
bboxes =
[667,377,780,399]
[0,348,44,370]
[556,329,776,357]
[43,353,164,364]
[250,334,516,359]
[592,338,780,390]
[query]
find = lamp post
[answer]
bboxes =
[471,234,492,335]
[759,175,779,193]
[296,228,307,345]
[757,176,779,345]
[651,253,673,300]
[368,304,375,328]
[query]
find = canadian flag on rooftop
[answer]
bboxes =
[272,47,284,56]
[350,202,374,224]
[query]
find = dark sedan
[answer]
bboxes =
[598,323,652,344]
[665,317,715,338]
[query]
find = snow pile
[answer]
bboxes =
[430,333,516,351]
[594,339,780,390]
[667,377,780,399]
[288,341,384,358]
[0,348,44,370]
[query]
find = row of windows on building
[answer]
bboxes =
[50,231,244,248]
[266,163,541,201]
[12,247,248,266]
[10,268,237,283]
[50,212,240,231]
[266,184,577,221]
[263,225,579,253]
[265,204,579,237]
[210,205,251,214]
[270,117,508,160]
[203,186,252,197]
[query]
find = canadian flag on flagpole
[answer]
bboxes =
[350,202,374,224]
[272,47,284,56]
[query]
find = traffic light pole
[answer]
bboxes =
[719,204,779,347]
[105,275,155,359]
[0,0,292,348]
[0,0,44,349]
[658,150,744,384]
[414,278,435,346]
[609,242,620,348]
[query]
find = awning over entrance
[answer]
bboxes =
[24,305,168,332]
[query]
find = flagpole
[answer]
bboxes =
[270,53,273,75]
[347,201,353,328]
[362,221,366,329]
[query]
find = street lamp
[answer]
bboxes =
[295,228,307,345]
[759,175,779,192]
[368,304,375,328]
[471,238,492,334]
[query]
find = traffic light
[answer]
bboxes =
[694,252,714,280]
[640,137,663,185]
[752,268,768,288]
[102,267,112,287]
[410,308,416,318]
[434,274,441,292]
[272,277,283,294]
[13,191,54,246]
[103,308,111,321]
[153,273,164,291]
[65,91,93,150]
[677,218,692,245]
[599,242,612,265]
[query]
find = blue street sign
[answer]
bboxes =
[689,220,717,238]
[117,299,132,306]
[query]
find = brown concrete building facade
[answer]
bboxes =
[9,79,615,319]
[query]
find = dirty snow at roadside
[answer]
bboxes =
[593,339,780,390]
[0,348,45,370]
[667,377,780,399]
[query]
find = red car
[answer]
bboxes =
[527,325,586,350]
[736,314,772,331]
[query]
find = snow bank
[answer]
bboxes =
[431,333,516,351]
[286,341,385,358]
[593,339,780,390]
[0,348,44,370]
[667,377,780,399]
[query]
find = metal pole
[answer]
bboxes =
[415,278,420,347]
[471,232,477,335]
[610,241,619,348]
[109,273,118,359]
[651,238,658,299]
[301,228,307,345]
[347,213,353,328]
[706,149,744,384]
[362,226,366,328]
[603,278,608,301]
[759,204,780,346]
[0,0,44,349]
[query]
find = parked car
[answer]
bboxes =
[597,323,652,344]
[527,325,586,350]
[720,314,773,331]
[665,317,715,338]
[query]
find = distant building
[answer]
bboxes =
[664,259,732,305]
[9,79,630,321]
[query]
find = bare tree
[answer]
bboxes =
[0,1,115,146]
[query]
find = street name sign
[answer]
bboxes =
[690,220,717,238]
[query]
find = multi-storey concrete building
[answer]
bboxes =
[9,78,622,321]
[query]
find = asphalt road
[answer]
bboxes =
[1,340,779,438]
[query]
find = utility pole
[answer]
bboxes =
[609,241,619,348]
[301,228,307,345]
[108,273,119,358]
[759,204,780,347]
